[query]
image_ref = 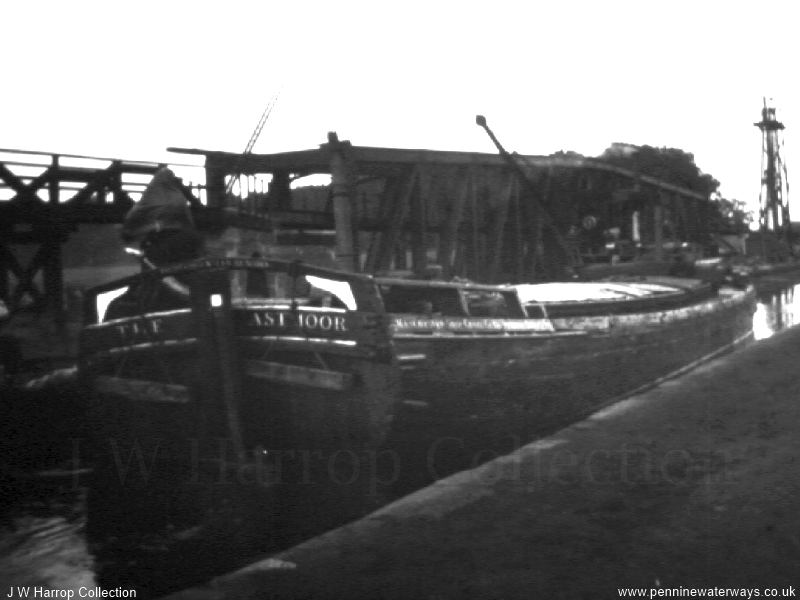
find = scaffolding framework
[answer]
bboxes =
[0,140,715,319]
[755,100,791,243]
[0,150,166,318]
[173,140,711,282]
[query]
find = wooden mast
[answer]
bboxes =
[326,133,358,272]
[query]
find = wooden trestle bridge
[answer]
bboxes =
[1,138,711,319]
[0,149,177,319]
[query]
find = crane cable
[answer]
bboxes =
[226,93,280,195]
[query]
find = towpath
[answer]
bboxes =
[166,326,800,599]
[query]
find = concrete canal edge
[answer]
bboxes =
[164,327,800,599]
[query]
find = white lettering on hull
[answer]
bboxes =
[114,318,163,340]
[250,311,348,333]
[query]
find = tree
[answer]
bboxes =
[599,144,720,197]
[707,194,753,234]
[597,144,752,233]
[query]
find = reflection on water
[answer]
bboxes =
[0,475,95,590]
[1,465,302,599]
[1,447,389,599]
[82,468,286,599]
[753,282,800,340]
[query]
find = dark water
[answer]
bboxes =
[2,281,800,597]
[1,423,393,597]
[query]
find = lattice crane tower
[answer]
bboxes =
[755,99,790,239]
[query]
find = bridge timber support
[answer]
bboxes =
[172,137,710,283]
[0,149,167,319]
[0,138,713,322]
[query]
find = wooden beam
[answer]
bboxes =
[512,180,524,281]
[469,169,481,280]
[363,176,402,272]
[410,165,429,275]
[439,167,472,279]
[42,237,65,323]
[172,145,707,200]
[205,163,227,208]
[372,166,418,272]
[0,237,51,311]
[674,193,691,241]
[0,162,51,203]
[48,155,59,205]
[61,175,107,206]
[0,228,8,301]
[515,172,538,280]
[538,169,571,279]
[329,142,358,272]
[0,240,24,280]
[190,271,245,458]
[487,174,516,282]
[0,162,28,195]
[654,199,665,261]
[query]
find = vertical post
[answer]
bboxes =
[513,181,524,281]
[698,194,709,251]
[439,167,470,279]
[205,161,228,209]
[372,168,416,273]
[411,165,428,276]
[190,270,245,461]
[470,172,480,281]
[538,168,567,280]
[653,198,664,262]
[364,176,401,273]
[327,135,358,272]
[0,232,10,304]
[44,234,65,325]
[109,160,123,205]
[267,171,292,211]
[47,155,65,325]
[488,175,515,282]
[49,154,60,205]
[521,171,550,280]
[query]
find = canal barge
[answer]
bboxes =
[78,258,756,476]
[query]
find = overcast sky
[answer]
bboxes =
[2,0,797,217]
